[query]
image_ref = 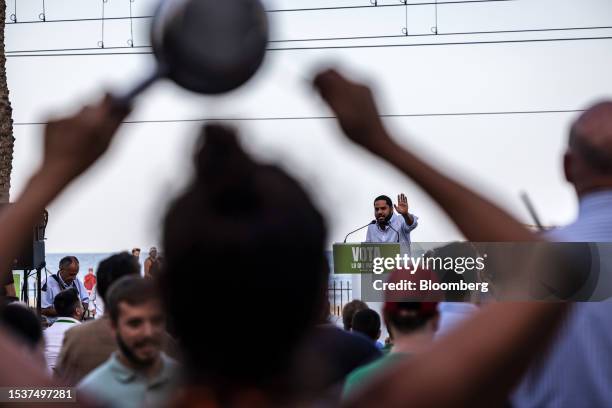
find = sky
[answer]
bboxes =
[6,0,612,253]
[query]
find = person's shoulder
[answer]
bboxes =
[43,274,58,287]
[161,353,180,371]
[54,320,79,331]
[345,359,377,386]
[344,353,405,394]
[343,356,386,399]
[159,353,181,385]
[65,317,103,336]
[77,360,117,407]
[45,321,66,335]
[78,357,115,388]
[319,325,381,354]
[323,325,360,339]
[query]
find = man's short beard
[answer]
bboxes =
[384,212,393,223]
[378,212,393,227]
[116,333,157,368]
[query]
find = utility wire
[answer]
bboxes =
[266,35,612,52]
[6,34,612,57]
[4,0,514,25]
[8,45,150,54]
[13,109,585,126]
[7,14,151,25]
[267,25,612,43]
[7,24,612,54]
[265,0,514,13]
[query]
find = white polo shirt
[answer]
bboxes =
[42,274,89,308]
[44,317,81,371]
[42,274,89,323]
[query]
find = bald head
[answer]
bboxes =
[570,102,612,173]
[565,101,612,195]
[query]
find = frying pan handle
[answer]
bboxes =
[111,65,169,108]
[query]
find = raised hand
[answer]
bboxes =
[313,69,392,154]
[0,95,130,281]
[42,95,130,183]
[394,193,409,215]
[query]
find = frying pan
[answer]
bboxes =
[115,0,269,105]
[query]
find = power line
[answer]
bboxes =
[267,25,612,43]
[13,109,585,126]
[6,14,152,26]
[7,50,151,57]
[8,24,612,54]
[7,45,150,55]
[4,0,514,25]
[266,0,515,13]
[6,35,612,57]
[266,35,612,52]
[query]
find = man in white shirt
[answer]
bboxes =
[44,288,83,373]
[366,194,418,244]
[41,256,89,323]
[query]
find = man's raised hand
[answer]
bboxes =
[394,193,409,215]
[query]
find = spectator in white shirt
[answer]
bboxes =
[42,256,89,323]
[44,288,83,373]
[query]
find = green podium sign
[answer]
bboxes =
[333,243,401,274]
[13,272,20,299]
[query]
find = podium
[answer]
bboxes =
[332,243,401,274]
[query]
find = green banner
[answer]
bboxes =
[333,243,401,274]
[13,272,20,299]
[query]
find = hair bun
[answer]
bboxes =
[194,124,258,215]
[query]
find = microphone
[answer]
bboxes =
[344,221,376,243]
[384,221,400,242]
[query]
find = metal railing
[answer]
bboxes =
[328,280,352,317]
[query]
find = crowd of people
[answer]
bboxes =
[0,67,610,407]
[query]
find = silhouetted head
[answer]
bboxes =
[0,302,43,350]
[96,252,141,303]
[352,308,381,342]
[565,101,612,196]
[161,125,328,397]
[342,299,369,331]
[383,302,438,338]
[53,288,83,319]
